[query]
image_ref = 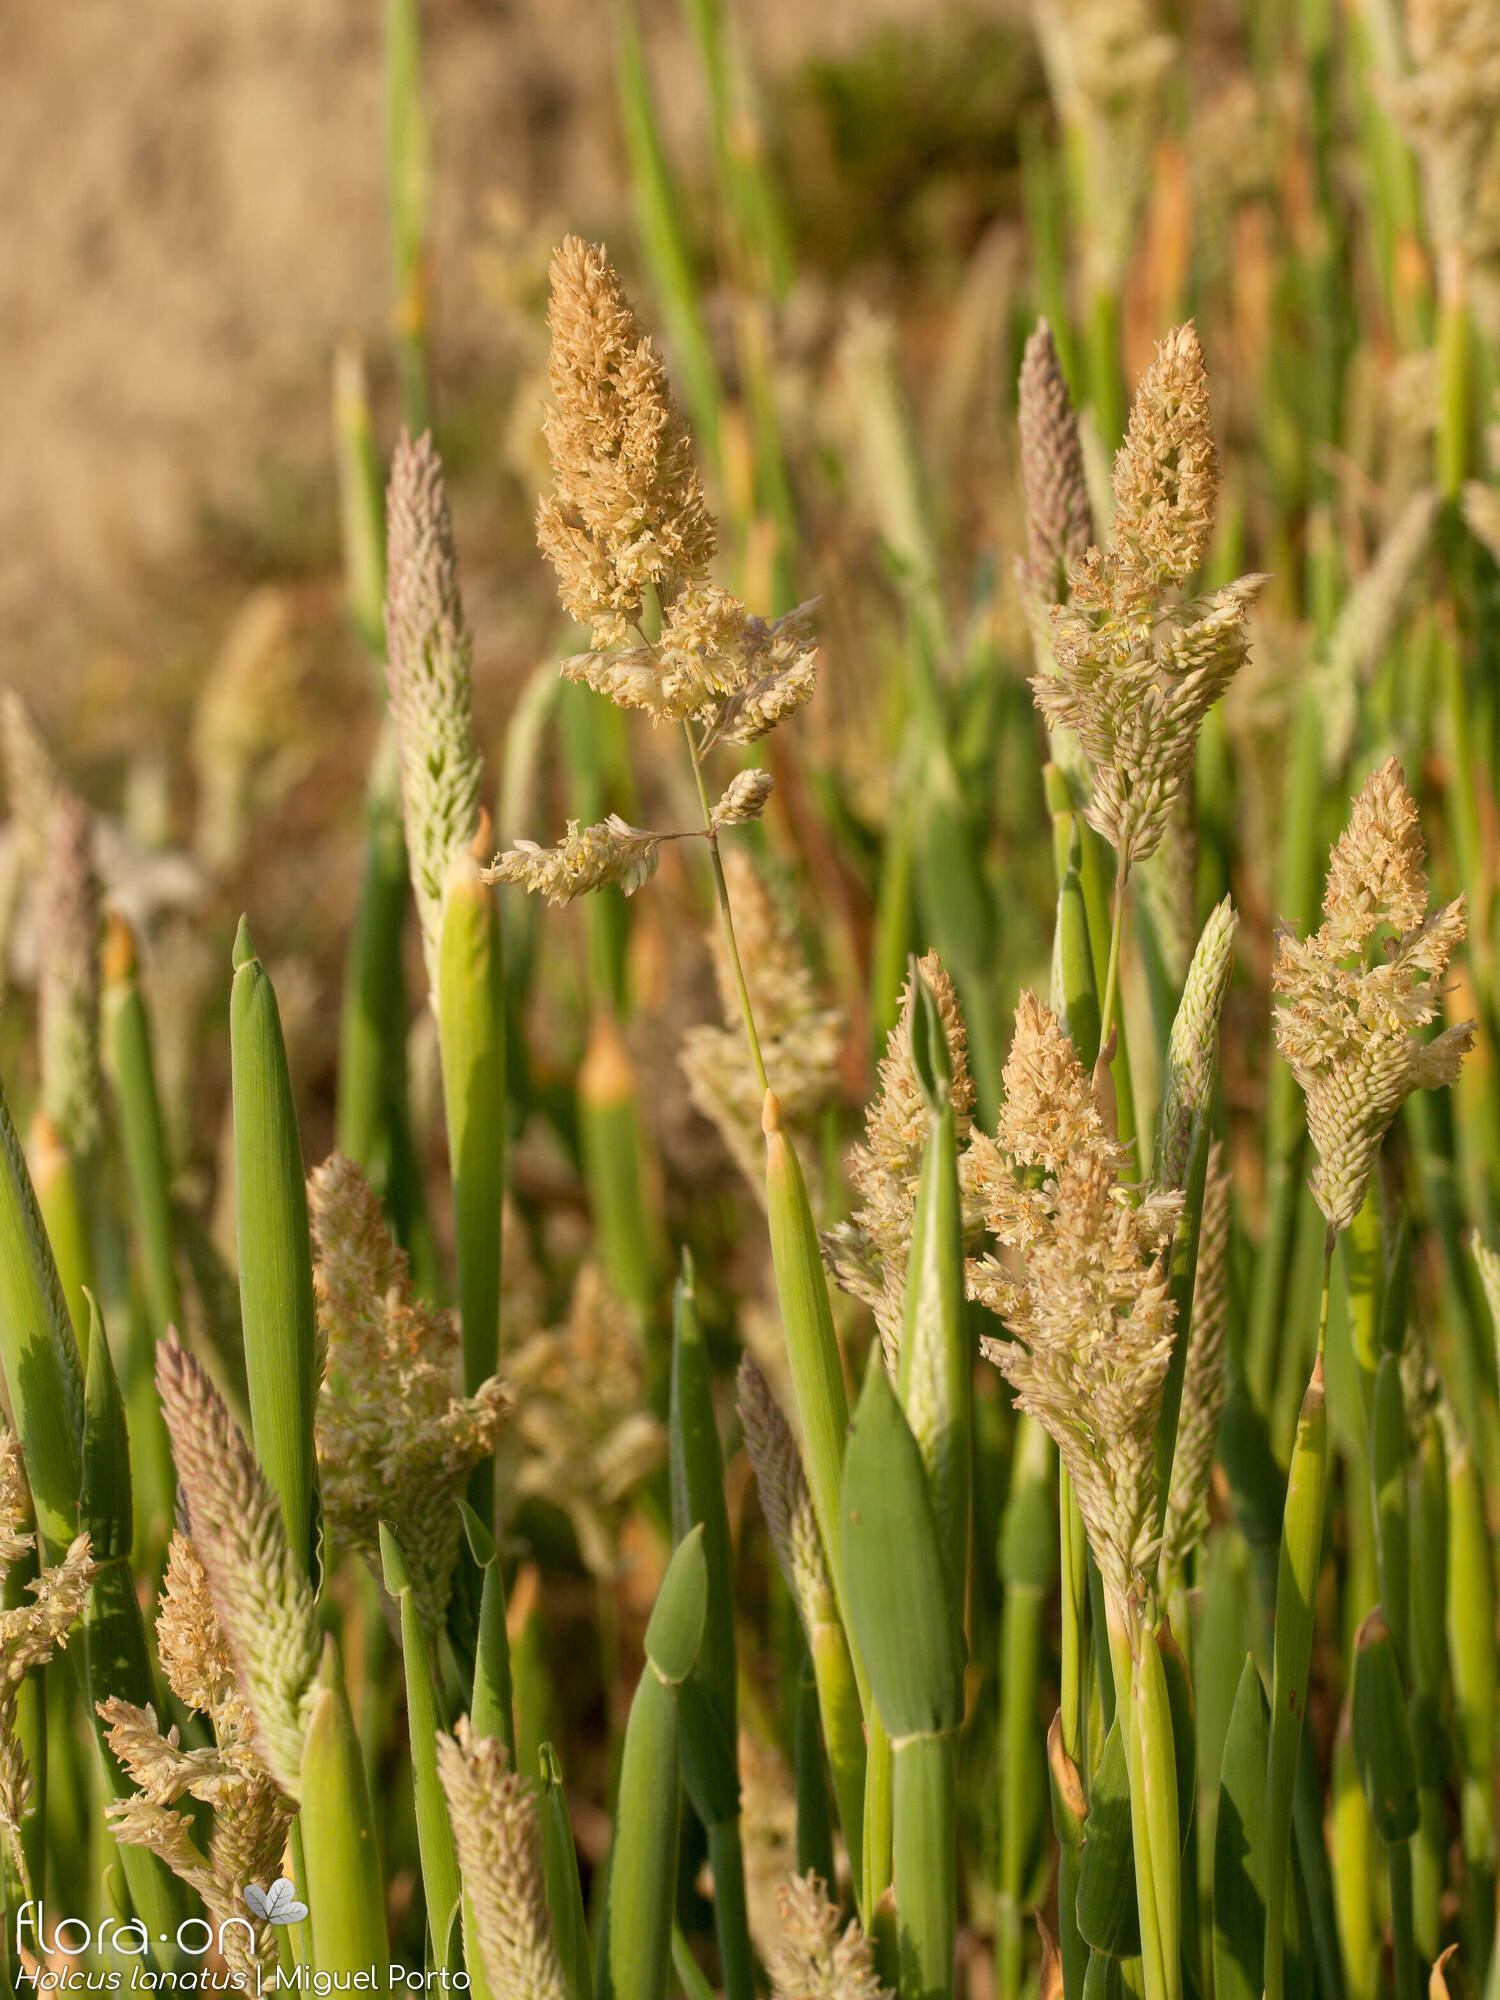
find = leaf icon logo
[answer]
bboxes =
[244,1878,309,1926]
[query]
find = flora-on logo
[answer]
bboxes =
[244,1877,309,1926]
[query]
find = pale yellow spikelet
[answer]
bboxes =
[310,1155,508,1638]
[101,1535,292,1982]
[1161,1145,1231,1576]
[824,952,979,1365]
[502,1266,665,1579]
[155,1533,240,1727]
[704,603,821,749]
[682,851,844,1194]
[971,995,1182,1610]
[1319,756,1429,954]
[1273,758,1474,1236]
[1017,319,1094,613]
[1108,323,1219,596]
[155,1335,321,1799]
[534,238,818,758]
[384,428,485,1002]
[736,1356,832,1632]
[484,814,668,905]
[436,1720,570,2000]
[768,1871,893,2000]
[1033,326,1265,869]
[538,235,718,647]
[710,769,776,831]
[1155,897,1238,1191]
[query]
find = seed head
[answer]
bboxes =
[484,814,667,905]
[1160,1146,1231,1576]
[1017,319,1093,613]
[1033,326,1265,870]
[1155,896,1237,1191]
[824,953,981,1367]
[736,1356,832,1632]
[436,1721,569,2000]
[1274,758,1473,1236]
[710,769,776,831]
[311,1155,508,1639]
[384,428,484,1003]
[101,1533,292,1984]
[767,1872,893,2000]
[971,994,1182,1611]
[538,236,718,646]
[501,1267,665,1580]
[155,1334,321,1798]
[531,239,815,760]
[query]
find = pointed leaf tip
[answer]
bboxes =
[232,915,256,971]
[644,1522,707,1684]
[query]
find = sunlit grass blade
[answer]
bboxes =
[231,919,319,1583]
[598,1526,707,2000]
[301,1635,390,1974]
[1263,1354,1329,2000]
[1213,1657,1270,2000]
[458,1499,515,1758]
[540,1743,592,2000]
[382,1524,462,1971]
[668,1253,752,2000]
[79,1295,192,1958]
[439,849,506,1400]
[842,1351,965,1999]
[101,920,180,1343]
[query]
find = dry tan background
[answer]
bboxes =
[1,0,1009,705]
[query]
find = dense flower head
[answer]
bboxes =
[436,1721,569,2000]
[500,1266,665,1579]
[484,814,669,905]
[155,1334,321,1801]
[1160,1146,1231,1577]
[101,1534,292,1984]
[737,1355,831,1634]
[1032,325,1264,869]
[1274,757,1473,1236]
[767,1872,893,2000]
[971,994,1181,1608]
[1016,318,1093,614]
[310,1155,508,1638]
[537,235,718,646]
[384,428,484,1002]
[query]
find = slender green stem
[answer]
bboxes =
[1318,1234,1334,1360]
[1388,1841,1419,2000]
[1099,863,1130,1073]
[683,722,768,1094]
